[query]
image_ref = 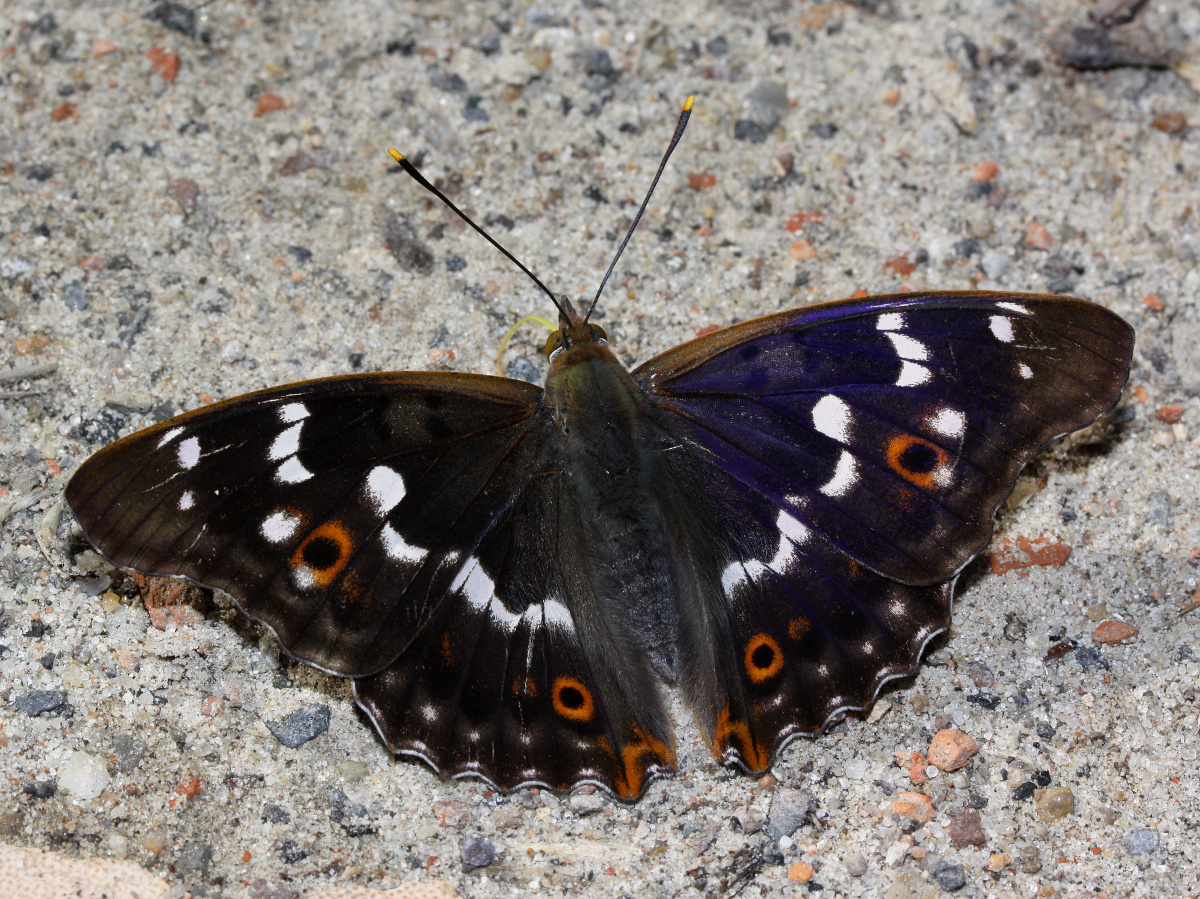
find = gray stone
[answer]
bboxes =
[267,704,330,748]
[262,804,291,824]
[63,281,88,311]
[568,792,605,816]
[732,806,765,834]
[748,80,790,127]
[932,860,967,890]
[13,689,67,716]
[176,841,213,875]
[1175,321,1200,390]
[461,833,497,869]
[981,251,1009,280]
[766,788,809,839]
[845,851,868,876]
[1125,827,1160,856]
[112,733,147,773]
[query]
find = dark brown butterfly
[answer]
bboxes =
[65,98,1134,800]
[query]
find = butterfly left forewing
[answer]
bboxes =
[636,292,1133,586]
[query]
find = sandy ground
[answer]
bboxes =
[1,1,1198,897]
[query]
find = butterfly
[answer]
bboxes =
[65,98,1134,801]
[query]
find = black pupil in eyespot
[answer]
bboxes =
[900,442,939,474]
[751,643,775,669]
[302,536,341,570]
[559,685,584,708]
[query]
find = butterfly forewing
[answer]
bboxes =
[637,292,1134,586]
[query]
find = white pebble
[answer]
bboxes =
[59,750,111,800]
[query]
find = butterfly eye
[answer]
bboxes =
[589,324,607,342]
[545,330,566,357]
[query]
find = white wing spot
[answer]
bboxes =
[541,598,576,632]
[279,402,309,423]
[490,601,521,633]
[776,510,810,547]
[365,466,406,515]
[812,394,852,443]
[261,510,300,543]
[421,704,437,722]
[178,490,194,511]
[820,450,858,497]
[275,456,313,484]
[177,437,200,470]
[450,557,494,611]
[929,407,966,439]
[157,427,185,449]
[996,302,1028,315]
[989,315,1015,343]
[885,332,929,361]
[1019,362,1033,379]
[268,422,303,461]
[877,312,905,331]
[896,361,931,387]
[380,523,425,563]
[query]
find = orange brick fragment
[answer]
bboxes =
[51,102,76,122]
[971,160,999,182]
[254,92,288,117]
[787,862,814,882]
[927,729,979,772]
[989,535,1071,575]
[1156,404,1183,424]
[894,750,928,785]
[1024,221,1053,250]
[1092,619,1138,644]
[688,173,716,190]
[784,210,825,231]
[146,47,179,82]
[1151,112,1187,135]
[789,239,816,261]
[891,791,934,823]
[884,256,916,277]
[93,40,118,56]
[1142,293,1165,311]
[1132,386,1149,404]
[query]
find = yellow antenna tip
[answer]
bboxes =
[387,148,404,163]
[683,95,695,111]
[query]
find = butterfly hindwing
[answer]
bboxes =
[637,292,1134,585]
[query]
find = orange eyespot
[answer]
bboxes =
[545,330,565,357]
[744,633,784,683]
[551,676,595,722]
[787,616,811,641]
[886,433,951,490]
[292,520,353,588]
[589,324,607,341]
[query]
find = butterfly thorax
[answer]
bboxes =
[542,333,681,679]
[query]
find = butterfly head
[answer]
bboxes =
[545,296,608,365]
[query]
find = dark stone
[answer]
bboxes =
[267,704,330,748]
[966,692,1000,710]
[24,619,50,639]
[1036,722,1056,739]
[461,833,497,870]
[328,788,346,822]
[932,860,967,891]
[808,122,839,139]
[382,214,435,274]
[1033,770,1052,787]
[1012,781,1036,801]
[759,840,785,866]
[22,779,57,799]
[583,184,607,203]
[705,36,729,55]
[954,237,980,257]
[386,38,416,56]
[262,804,291,824]
[733,119,768,143]
[279,839,307,863]
[505,356,540,384]
[1049,23,1170,70]
[175,841,213,875]
[64,282,88,311]
[477,34,501,55]
[767,28,792,46]
[24,164,54,182]
[1125,827,1160,856]
[1074,645,1110,672]
[463,96,489,123]
[287,245,312,264]
[429,68,466,91]
[446,256,466,273]
[113,734,147,773]
[13,689,67,716]
[965,181,993,199]
[34,13,56,33]
[40,653,54,669]
[145,2,197,39]
[582,49,616,81]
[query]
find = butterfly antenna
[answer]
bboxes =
[387,148,566,318]
[584,95,694,324]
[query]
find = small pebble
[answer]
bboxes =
[337,760,370,781]
[568,792,605,816]
[947,810,985,848]
[980,251,1009,280]
[766,788,810,839]
[13,689,67,716]
[845,852,868,876]
[267,704,330,748]
[143,832,168,856]
[1092,619,1138,644]
[971,160,998,182]
[461,833,497,869]
[986,852,1011,873]
[1024,221,1053,250]
[1125,827,1160,856]
[1037,787,1075,821]
[891,791,934,823]
[58,750,110,800]
[432,799,471,828]
[927,728,979,771]
[786,861,814,882]
[932,860,967,891]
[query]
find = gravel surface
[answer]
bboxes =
[1,1,1198,897]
